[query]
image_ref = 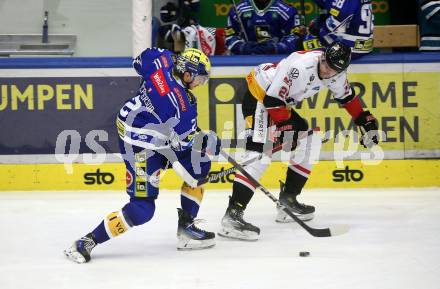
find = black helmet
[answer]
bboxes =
[160,2,178,23]
[325,41,352,73]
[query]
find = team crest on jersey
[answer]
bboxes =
[288,68,299,80]
[150,69,170,96]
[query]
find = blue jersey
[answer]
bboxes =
[117,48,198,151]
[315,0,374,58]
[225,0,302,54]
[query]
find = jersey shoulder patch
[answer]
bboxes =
[150,69,170,96]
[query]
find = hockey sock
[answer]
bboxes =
[91,210,132,244]
[229,150,270,209]
[230,180,255,208]
[284,167,308,197]
[91,199,155,244]
[180,182,204,218]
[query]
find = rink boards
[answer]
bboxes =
[0,53,439,190]
[0,159,438,191]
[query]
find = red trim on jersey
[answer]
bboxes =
[235,174,257,189]
[266,106,291,124]
[343,96,363,119]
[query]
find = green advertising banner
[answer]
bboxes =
[198,0,390,28]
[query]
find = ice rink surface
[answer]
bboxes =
[1,188,440,289]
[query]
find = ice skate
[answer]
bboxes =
[218,197,260,241]
[276,181,315,223]
[64,233,97,264]
[177,208,215,250]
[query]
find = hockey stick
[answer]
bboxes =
[230,0,249,42]
[198,129,330,187]
[300,0,306,26]
[197,138,290,187]
[220,148,347,238]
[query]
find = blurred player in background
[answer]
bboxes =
[64,48,220,263]
[418,0,440,51]
[218,42,379,240]
[226,0,306,55]
[308,0,374,59]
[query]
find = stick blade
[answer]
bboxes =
[329,224,350,236]
[308,224,350,237]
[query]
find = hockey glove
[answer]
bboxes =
[275,109,309,133]
[231,41,257,55]
[292,25,307,38]
[354,110,379,148]
[252,41,277,54]
[168,130,183,151]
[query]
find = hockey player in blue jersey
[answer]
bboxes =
[309,0,374,59]
[64,48,220,263]
[226,0,305,55]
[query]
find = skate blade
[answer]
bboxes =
[64,248,87,264]
[275,212,314,223]
[217,228,259,241]
[177,238,216,250]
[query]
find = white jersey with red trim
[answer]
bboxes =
[253,50,352,106]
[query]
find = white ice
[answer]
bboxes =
[1,188,440,289]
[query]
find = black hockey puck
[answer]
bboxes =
[299,251,310,257]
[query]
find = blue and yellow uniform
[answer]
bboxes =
[63,48,218,262]
[226,0,303,54]
[312,0,374,58]
[93,48,211,243]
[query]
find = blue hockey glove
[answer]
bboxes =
[252,41,277,54]
[231,41,257,55]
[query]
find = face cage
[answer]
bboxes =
[194,74,209,85]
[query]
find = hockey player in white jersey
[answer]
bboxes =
[218,42,379,240]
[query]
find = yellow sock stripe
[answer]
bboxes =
[104,211,130,238]
[116,118,125,137]
[181,182,204,204]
